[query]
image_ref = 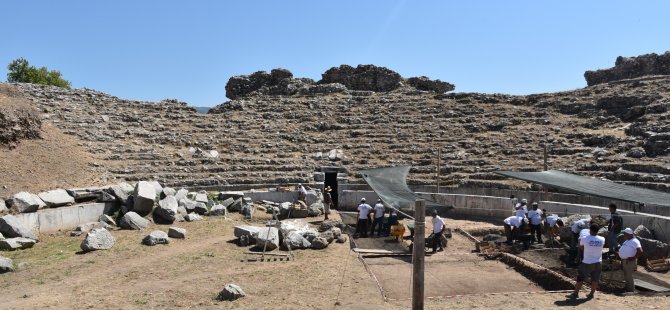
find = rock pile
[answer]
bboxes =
[235,218,344,251]
[584,51,670,86]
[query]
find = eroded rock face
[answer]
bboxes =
[407,76,455,93]
[585,51,670,86]
[320,64,402,92]
[0,103,41,149]
[225,69,306,99]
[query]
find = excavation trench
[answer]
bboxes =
[353,228,575,300]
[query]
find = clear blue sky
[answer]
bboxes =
[2,1,669,107]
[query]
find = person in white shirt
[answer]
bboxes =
[370,199,386,237]
[570,219,590,263]
[431,210,446,253]
[527,203,543,243]
[297,183,307,202]
[503,216,525,245]
[568,224,605,299]
[543,214,564,242]
[514,199,528,218]
[618,228,643,292]
[510,195,518,214]
[356,198,373,238]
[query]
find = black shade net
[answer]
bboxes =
[496,170,670,207]
[359,166,450,213]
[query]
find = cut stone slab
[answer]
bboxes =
[229,198,243,212]
[7,192,45,213]
[118,182,134,194]
[184,213,203,222]
[209,204,227,216]
[0,237,36,250]
[148,181,163,194]
[142,230,170,246]
[282,231,311,250]
[154,196,178,224]
[37,189,75,208]
[0,256,13,273]
[108,185,129,204]
[218,191,245,201]
[234,225,261,238]
[217,283,246,301]
[253,227,279,251]
[194,202,209,215]
[80,228,115,252]
[120,212,150,230]
[179,198,197,213]
[161,187,176,199]
[0,215,39,241]
[168,227,186,239]
[195,192,209,204]
[221,197,235,209]
[99,214,116,226]
[133,181,157,216]
[174,188,188,202]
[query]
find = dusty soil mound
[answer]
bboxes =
[0,84,102,198]
[0,84,42,148]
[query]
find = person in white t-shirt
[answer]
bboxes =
[503,216,525,245]
[431,210,446,253]
[527,203,543,243]
[543,214,564,242]
[510,195,518,214]
[618,228,643,292]
[514,199,528,218]
[356,198,373,238]
[568,224,605,299]
[297,183,307,202]
[570,219,590,263]
[370,199,386,237]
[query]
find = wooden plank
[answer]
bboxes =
[245,252,291,256]
[353,248,408,255]
[634,279,670,292]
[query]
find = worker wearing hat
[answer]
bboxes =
[323,186,332,220]
[618,228,643,292]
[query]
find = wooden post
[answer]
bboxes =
[436,147,441,193]
[543,142,548,171]
[412,200,426,310]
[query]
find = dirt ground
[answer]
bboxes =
[0,86,102,198]
[1,213,669,309]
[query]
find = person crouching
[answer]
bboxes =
[503,215,524,245]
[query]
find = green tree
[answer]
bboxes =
[6,57,71,88]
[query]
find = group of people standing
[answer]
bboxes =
[355,198,399,238]
[503,196,643,297]
[567,203,642,298]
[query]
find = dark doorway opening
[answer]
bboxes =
[324,172,338,209]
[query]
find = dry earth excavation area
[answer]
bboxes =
[1,52,670,309]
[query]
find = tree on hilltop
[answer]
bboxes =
[6,57,71,88]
